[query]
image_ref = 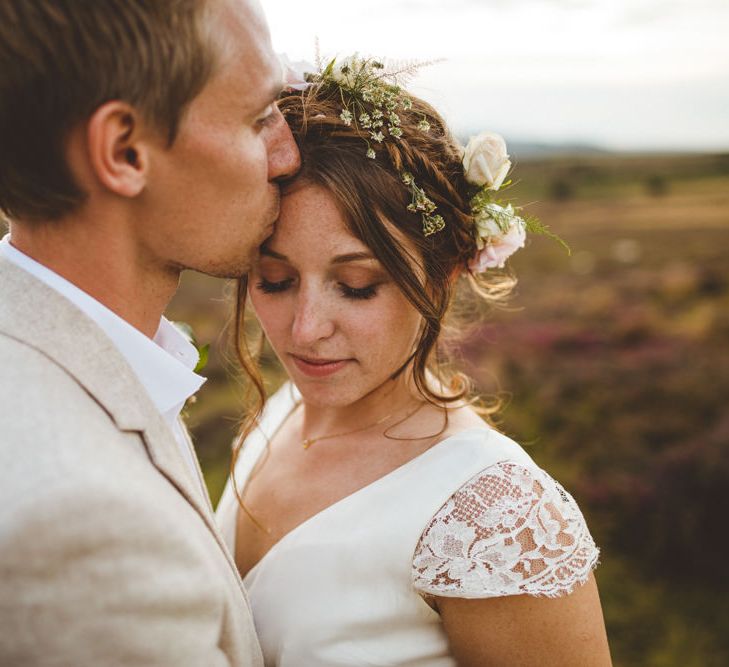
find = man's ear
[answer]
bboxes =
[86,101,150,198]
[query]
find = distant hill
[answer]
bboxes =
[454,135,612,161]
[507,141,612,160]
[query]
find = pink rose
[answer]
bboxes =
[468,207,526,271]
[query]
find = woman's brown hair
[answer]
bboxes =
[232,80,515,474]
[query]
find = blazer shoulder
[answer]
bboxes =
[0,333,149,492]
[0,332,114,426]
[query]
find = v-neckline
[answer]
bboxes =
[237,383,492,584]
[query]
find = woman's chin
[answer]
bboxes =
[293,383,346,408]
[290,377,364,410]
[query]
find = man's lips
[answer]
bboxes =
[290,354,352,378]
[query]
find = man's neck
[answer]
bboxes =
[9,218,179,339]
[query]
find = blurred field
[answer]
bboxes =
[167,151,729,666]
[466,152,729,666]
[5,151,725,665]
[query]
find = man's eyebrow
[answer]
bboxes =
[254,77,285,115]
[268,78,285,102]
[260,246,287,260]
[268,61,287,103]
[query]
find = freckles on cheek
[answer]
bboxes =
[255,304,285,340]
[248,293,273,331]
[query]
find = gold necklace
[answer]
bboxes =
[300,401,423,450]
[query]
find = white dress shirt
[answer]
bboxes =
[0,234,206,478]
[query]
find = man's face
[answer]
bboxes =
[140,0,300,278]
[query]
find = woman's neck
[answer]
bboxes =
[298,377,421,440]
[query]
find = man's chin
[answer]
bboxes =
[180,209,279,279]
[184,253,253,280]
[258,217,276,244]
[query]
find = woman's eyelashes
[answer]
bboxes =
[256,277,293,294]
[338,283,379,300]
[255,277,380,301]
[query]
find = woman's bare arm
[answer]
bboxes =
[436,572,612,667]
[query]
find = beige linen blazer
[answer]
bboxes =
[0,256,263,666]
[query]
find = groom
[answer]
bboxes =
[0,0,298,665]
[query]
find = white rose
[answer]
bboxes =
[462,132,511,190]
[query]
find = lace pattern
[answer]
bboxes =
[412,461,599,599]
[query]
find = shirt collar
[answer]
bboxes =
[0,235,205,418]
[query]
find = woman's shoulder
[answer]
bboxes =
[411,431,599,601]
[433,406,536,470]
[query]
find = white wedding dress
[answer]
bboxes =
[216,382,599,666]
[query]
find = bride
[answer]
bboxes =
[216,56,612,666]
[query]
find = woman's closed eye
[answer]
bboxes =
[338,283,379,300]
[256,277,293,293]
[255,277,380,301]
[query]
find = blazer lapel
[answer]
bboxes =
[0,257,242,588]
[177,418,216,515]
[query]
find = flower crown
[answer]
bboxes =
[283,53,565,272]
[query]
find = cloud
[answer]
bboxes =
[266,0,729,150]
[396,0,593,10]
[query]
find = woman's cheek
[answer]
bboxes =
[251,298,285,345]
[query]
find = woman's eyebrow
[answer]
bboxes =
[260,248,376,265]
[330,252,376,265]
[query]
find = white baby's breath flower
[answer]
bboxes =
[340,109,353,126]
[423,214,445,236]
[366,147,376,159]
[330,56,360,87]
[463,132,512,190]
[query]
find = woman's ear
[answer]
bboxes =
[85,100,149,198]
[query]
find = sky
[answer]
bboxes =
[263,0,729,152]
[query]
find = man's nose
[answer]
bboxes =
[268,108,301,181]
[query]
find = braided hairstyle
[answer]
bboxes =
[233,82,514,459]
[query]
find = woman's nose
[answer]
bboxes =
[291,293,335,347]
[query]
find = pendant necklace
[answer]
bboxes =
[300,401,424,450]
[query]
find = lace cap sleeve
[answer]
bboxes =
[412,461,599,599]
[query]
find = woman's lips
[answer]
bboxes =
[290,355,351,378]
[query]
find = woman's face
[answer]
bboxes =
[249,182,423,408]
